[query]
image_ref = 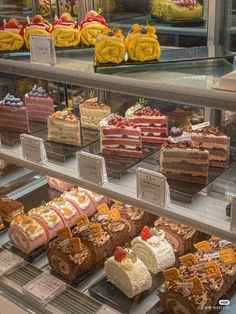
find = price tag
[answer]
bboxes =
[76,151,107,186]
[230,197,236,232]
[22,272,66,305]
[0,250,25,276]
[136,168,170,208]
[20,134,47,164]
[30,34,56,66]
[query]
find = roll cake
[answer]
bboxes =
[28,206,64,240]
[48,197,80,228]
[154,217,201,254]
[85,190,108,208]
[47,176,75,192]
[8,215,47,254]
[25,86,55,122]
[63,188,96,217]
[131,226,175,274]
[0,196,24,223]
[48,236,93,282]
[100,114,142,158]
[160,141,209,184]
[0,18,24,51]
[105,246,152,298]
[48,110,81,146]
[0,94,29,132]
[126,103,168,144]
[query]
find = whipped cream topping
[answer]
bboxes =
[125,104,143,117]
[11,216,44,240]
[29,207,61,229]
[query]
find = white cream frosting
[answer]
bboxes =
[28,207,61,229]
[11,218,44,240]
[131,231,175,274]
[105,255,152,298]
[49,200,76,220]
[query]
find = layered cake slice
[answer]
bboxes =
[154,217,201,254]
[0,94,29,132]
[80,97,111,129]
[48,110,81,146]
[63,188,96,217]
[47,236,93,282]
[25,86,55,122]
[126,103,168,144]
[183,125,230,168]
[48,197,80,228]
[100,114,142,158]
[131,226,175,274]
[160,142,209,184]
[8,215,47,254]
[0,196,24,223]
[105,246,152,298]
[28,206,64,241]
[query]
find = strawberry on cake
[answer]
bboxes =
[100,114,142,158]
[105,246,152,298]
[126,102,168,144]
[0,18,24,51]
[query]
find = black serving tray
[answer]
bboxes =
[41,263,94,287]
[80,140,161,179]
[2,241,46,263]
[89,273,163,314]
[94,46,234,73]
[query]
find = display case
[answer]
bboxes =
[0,0,236,313]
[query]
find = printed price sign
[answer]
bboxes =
[0,250,25,276]
[76,151,107,186]
[21,134,47,164]
[23,272,66,305]
[136,168,170,208]
[97,305,120,314]
[30,34,56,66]
[230,197,236,232]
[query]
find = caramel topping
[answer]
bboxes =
[51,111,78,122]
[155,217,197,238]
[162,141,205,151]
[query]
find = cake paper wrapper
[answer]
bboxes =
[51,28,80,48]
[0,32,24,51]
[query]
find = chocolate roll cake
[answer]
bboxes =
[47,237,93,282]
[154,217,201,254]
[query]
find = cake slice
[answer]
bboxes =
[25,86,55,122]
[28,206,64,241]
[80,97,111,129]
[100,114,142,158]
[0,94,29,132]
[131,226,175,274]
[63,188,96,217]
[47,176,75,192]
[126,103,168,144]
[47,236,93,282]
[154,217,201,254]
[8,215,47,254]
[0,196,24,223]
[48,110,81,146]
[183,125,230,168]
[160,141,209,184]
[105,246,152,298]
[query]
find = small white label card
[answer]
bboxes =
[0,250,25,276]
[76,151,107,186]
[136,168,170,208]
[30,34,56,66]
[20,134,47,164]
[22,272,66,305]
[191,121,210,130]
[230,196,236,232]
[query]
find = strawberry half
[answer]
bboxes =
[114,246,128,262]
[141,226,153,241]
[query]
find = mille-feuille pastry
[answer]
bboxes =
[95,28,126,64]
[0,18,24,51]
[24,15,52,49]
[80,10,109,46]
[125,23,161,62]
[0,196,24,223]
[51,13,80,48]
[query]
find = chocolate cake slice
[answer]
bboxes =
[0,196,24,223]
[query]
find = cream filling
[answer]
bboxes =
[160,156,208,165]
[28,209,61,229]
[161,167,206,176]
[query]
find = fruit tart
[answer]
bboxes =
[0,18,24,51]
[80,9,110,46]
[125,23,161,62]
[51,13,80,48]
[95,28,126,64]
[24,15,52,49]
